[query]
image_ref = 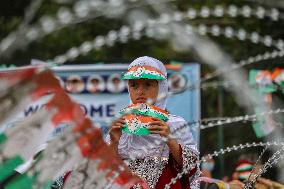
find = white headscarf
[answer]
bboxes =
[127,56,168,110]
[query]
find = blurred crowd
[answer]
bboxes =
[199,155,284,189]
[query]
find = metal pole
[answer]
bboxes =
[217,84,225,178]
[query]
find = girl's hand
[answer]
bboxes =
[148,117,170,137]
[109,117,125,144]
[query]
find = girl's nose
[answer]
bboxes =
[137,85,145,94]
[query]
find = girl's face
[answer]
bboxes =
[128,79,159,104]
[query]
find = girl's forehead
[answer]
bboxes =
[128,79,158,84]
[128,79,158,83]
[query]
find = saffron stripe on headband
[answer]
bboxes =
[122,66,166,80]
[236,163,253,172]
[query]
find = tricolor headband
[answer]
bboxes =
[122,66,166,80]
[238,171,251,180]
[236,163,253,172]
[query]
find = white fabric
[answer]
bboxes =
[117,114,198,159]
[127,56,168,110]
[106,56,198,159]
[15,143,47,173]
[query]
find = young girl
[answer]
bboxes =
[108,56,199,189]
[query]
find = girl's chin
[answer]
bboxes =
[135,100,147,103]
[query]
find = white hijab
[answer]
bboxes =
[127,56,168,109]
[110,56,197,159]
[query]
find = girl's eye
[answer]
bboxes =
[129,82,138,88]
[146,82,152,87]
[146,81,155,87]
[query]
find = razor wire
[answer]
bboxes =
[1,3,283,59]
[50,23,284,96]
[166,141,284,188]
[0,0,176,58]
[244,145,284,189]
[200,108,284,130]
[200,141,284,163]
[246,145,268,188]
[51,18,284,64]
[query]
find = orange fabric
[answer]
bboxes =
[271,67,283,80]
[123,114,157,124]
[125,103,169,116]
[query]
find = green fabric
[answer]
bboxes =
[0,156,24,182]
[274,81,284,88]
[41,180,53,189]
[249,70,276,138]
[122,72,165,80]
[253,106,265,138]
[122,124,150,136]
[252,97,275,138]
[249,70,276,93]
[120,109,168,122]
[0,133,7,144]
[5,173,34,189]
[252,122,265,138]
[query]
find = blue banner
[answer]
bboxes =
[1,63,200,145]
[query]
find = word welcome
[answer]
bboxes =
[24,103,116,118]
